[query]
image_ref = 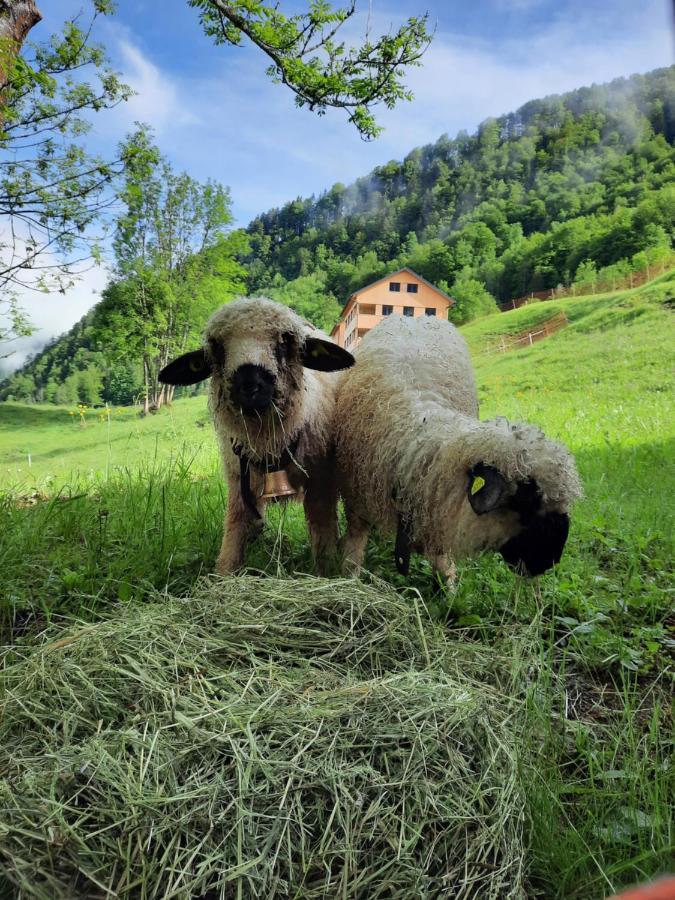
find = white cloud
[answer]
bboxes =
[115,39,201,134]
[0,264,109,376]
[162,0,674,221]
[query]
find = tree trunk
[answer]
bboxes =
[142,356,150,416]
[154,384,165,410]
[0,1,42,112]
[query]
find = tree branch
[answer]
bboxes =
[192,0,431,139]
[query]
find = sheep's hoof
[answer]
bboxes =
[341,560,363,579]
[431,574,456,597]
[430,558,457,595]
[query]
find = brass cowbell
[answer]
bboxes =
[260,469,296,500]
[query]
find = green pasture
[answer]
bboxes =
[0,274,673,898]
[0,395,218,489]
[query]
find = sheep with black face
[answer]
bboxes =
[160,298,354,575]
[335,314,582,584]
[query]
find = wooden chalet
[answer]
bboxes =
[330,267,455,350]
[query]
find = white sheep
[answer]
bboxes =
[335,315,582,583]
[160,297,354,575]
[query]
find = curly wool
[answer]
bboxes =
[336,315,583,561]
[204,297,339,474]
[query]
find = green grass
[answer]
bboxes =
[1,273,674,897]
[0,395,217,488]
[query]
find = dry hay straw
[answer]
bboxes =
[0,577,527,899]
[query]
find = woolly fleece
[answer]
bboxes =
[205,297,341,474]
[196,297,349,574]
[335,315,583,565]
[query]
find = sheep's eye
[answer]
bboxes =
[208,338,225,368]
[275,332,295,364]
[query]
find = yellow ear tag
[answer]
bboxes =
[471,475,486,495]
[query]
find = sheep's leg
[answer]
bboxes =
[430,552,457,592]
[341,510,371,577]
[303,463,340,576]
[215,473,264,575]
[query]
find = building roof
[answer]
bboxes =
[348,267,455,306]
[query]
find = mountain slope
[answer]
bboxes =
[244,66,675,303]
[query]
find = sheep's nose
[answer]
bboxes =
[499,512,570,576]
[230,364,275,414]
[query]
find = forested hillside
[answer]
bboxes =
[3,66,674,405]
[244,66,675,307]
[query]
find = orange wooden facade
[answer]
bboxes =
[330,268,454,349]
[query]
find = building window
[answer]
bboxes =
[425,308,436,316]
[403,306,414,317]
[382,304,393,316]
[389,282,401,292]
[406,283,418,293]
[359,303,376,315]
[357,328,370,338]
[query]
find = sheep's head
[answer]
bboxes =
[159,298,353,448]
[462,420,583,576]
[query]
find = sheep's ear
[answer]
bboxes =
[159,350,211,385]
[301,337,354,372]
[468,463,509,515]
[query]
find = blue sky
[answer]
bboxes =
[2,0,674,372]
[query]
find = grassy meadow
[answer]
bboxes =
[1,273,673,897]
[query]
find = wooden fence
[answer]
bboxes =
[483,311,568,356]
[502,257,675,312]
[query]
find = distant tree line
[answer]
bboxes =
[1,126,248,408]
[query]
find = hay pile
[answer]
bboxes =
[0,577,526,899]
